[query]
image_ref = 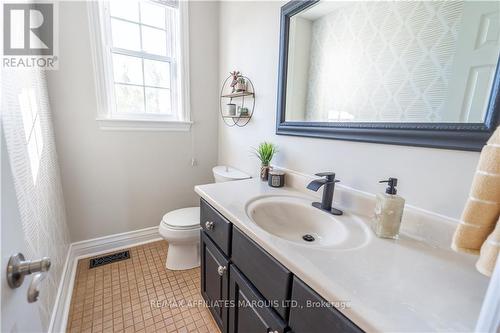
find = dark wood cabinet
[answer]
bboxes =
[232,228,292,320]
[200,231,229,332]
[199,200,364,333]
[288,277,363,333]
[228,265,287,333]
[200,199,232,256]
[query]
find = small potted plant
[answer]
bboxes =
[235,77,247,92]
[253,142,278,181]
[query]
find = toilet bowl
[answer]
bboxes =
[159,207,201,270]
[159,166,250,270]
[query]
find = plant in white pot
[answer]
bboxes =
[253,142,278,181]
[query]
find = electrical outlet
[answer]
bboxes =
[191,158,197,167]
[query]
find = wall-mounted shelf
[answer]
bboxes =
[221,91,255,98]
[222,115,252,119]
[219,73,255,127]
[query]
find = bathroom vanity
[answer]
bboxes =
[196,177,489,332]
[200,198,361,333]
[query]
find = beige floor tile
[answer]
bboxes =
[66,241,219,333]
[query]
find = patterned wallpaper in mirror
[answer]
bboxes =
[285,1,500,123]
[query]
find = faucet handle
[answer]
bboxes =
[315,172,336,181]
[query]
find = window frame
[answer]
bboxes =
[88,0,191,131]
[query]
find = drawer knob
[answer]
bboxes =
[205,221,214,230]
[217,265,227,276]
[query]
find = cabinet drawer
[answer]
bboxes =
[229,265,287,333]
[289,277,364,333]
[231,227,292,320]
[200,199,232,256]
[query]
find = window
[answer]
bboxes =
[89,0,191,130]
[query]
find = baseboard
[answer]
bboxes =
[48,226,161,333]
[47,244,73,333]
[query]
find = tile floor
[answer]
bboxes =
[66,241,219,333]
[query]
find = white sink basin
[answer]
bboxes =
[245,195,371,249]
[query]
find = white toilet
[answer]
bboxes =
[159,166,250,270]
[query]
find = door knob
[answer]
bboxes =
[6,253,51,289]
[28,273,46,303]
[217,265,227,276]
[205,221,214,230]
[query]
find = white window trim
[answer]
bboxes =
[87,1,192,131]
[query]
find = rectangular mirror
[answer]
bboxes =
[277,0,500,151]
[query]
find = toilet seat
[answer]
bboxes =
[161,207,200,230]
[159,207,201,270]
[159,165,248,270]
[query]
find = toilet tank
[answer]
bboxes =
[213,166,251,183]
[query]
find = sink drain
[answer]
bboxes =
[302,234,315,242]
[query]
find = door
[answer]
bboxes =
[228,265,286,333]
[445,1,500,122]
[1,136,44,333]
[1,69,70,332]
[200,231,229,332]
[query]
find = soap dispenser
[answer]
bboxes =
[372,178,405,239]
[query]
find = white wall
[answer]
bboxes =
[48,1,219,242]
[218,1,481,220]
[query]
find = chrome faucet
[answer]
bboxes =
[307,172,343,215]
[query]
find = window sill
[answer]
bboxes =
[96,117,193,131]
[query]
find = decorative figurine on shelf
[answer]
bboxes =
[235,77,247,92]
[229,70,241,93]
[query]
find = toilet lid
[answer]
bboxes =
[213,166,250,180]
[161,207,200,230]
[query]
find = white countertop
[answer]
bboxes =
[195,179,489,332]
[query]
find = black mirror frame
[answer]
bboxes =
[276,0,500,152]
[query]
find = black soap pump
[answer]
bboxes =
[372,177,405,239]
[380,177,398,194]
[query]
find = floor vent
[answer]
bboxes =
[89,250,130,269]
